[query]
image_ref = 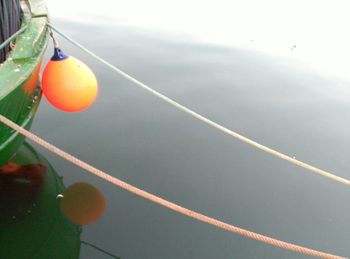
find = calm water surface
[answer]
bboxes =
[6,7,350,259]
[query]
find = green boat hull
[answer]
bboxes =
[0,0,49,166]
[0,88,42,166]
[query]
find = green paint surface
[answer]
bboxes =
[0,0,49,165]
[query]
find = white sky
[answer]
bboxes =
[46,0,350,79]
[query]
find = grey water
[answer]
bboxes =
[28,15,350,259]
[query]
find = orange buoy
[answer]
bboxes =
[60,182,106,225]
[41,48,98,112]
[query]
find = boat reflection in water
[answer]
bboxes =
[0,142,119,259]
[0,142,81,258]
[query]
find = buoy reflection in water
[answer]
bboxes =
[60,182,106,225]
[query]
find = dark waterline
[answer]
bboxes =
[14,19,350,258]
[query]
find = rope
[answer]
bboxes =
[0,25,28,51]
[47,23,350,187]
[81,240,120,259]
[0,115,346,259]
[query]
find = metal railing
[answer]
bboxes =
[0,0,22,62]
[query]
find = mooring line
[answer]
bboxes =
[46,23,350,187]
[81,240,120,259]
[0,114,346,258]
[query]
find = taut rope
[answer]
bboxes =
[47,23,350,187]
[0,115,346,259]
